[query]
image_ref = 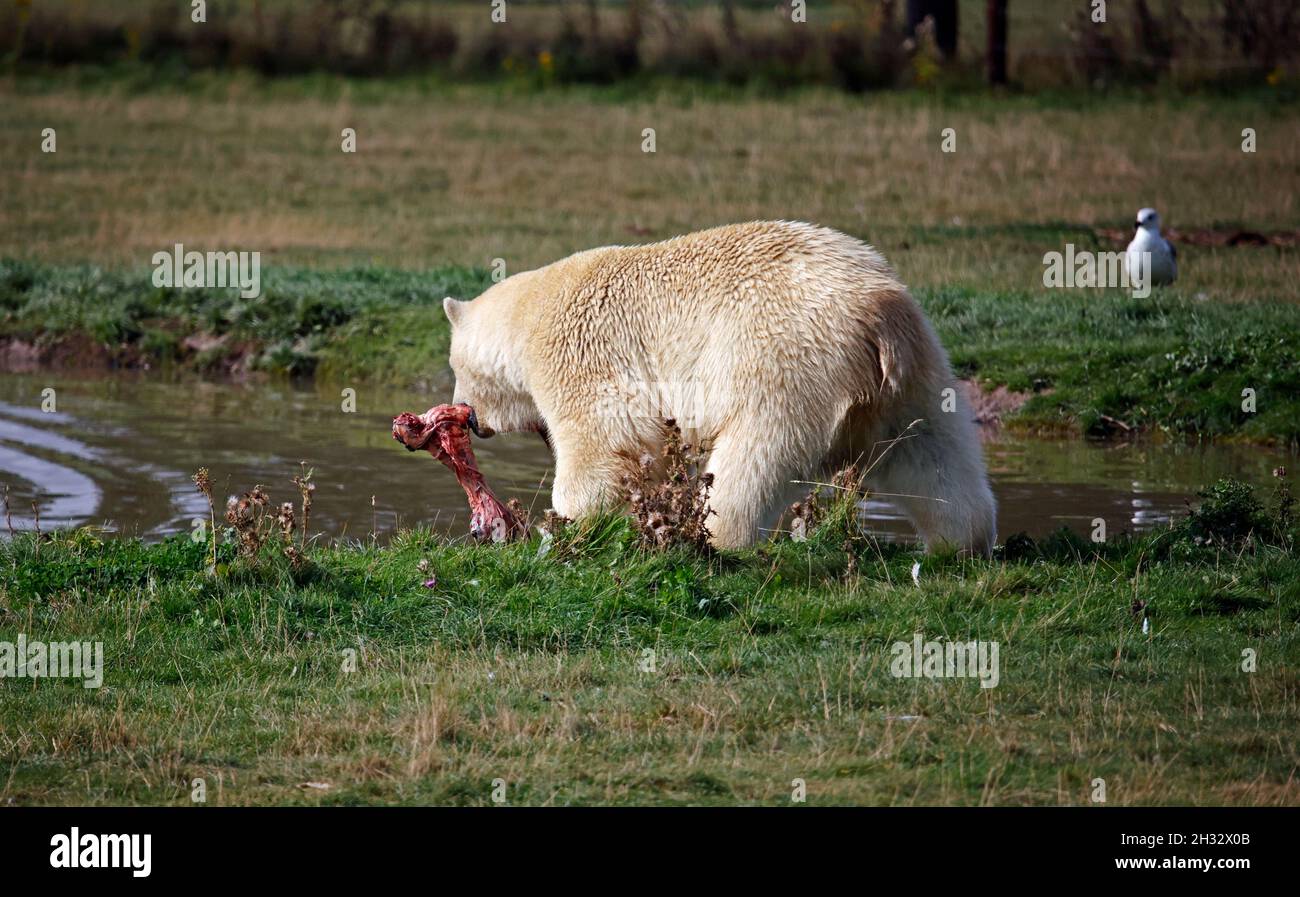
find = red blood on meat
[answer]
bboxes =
[392,404,524,541]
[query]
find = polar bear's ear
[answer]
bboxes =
[443,296,467,328]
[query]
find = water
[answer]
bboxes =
[0,371,1292,544]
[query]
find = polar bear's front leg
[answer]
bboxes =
[548,427,625,521]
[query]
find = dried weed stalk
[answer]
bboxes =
[226,485,273,557]
[622,419,714,551]
[192,467,218,571]
[3,484,13,540]
[198,465,317,571]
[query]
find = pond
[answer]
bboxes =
[0,371,1292,545]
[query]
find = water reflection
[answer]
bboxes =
[0,371,1291,544]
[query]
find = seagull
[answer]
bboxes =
[1125,207,1177,289]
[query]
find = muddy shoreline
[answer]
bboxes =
[0,332,258,380]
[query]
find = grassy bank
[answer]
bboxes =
[1,478,1296,806]
[3,260,1299,443]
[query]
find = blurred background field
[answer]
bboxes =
[4,0,1297,91]
[2,0,1298,440]
[2,83,1297,298]
[3,0,1296,298]
[0,0,1294,300]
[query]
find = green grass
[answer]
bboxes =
[2,480,1296,806]
[4,260,1298,443]
[930,286,1300,443]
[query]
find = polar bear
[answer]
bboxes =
[442,220,996,554]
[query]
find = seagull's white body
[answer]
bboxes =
[1125,207,1177,288]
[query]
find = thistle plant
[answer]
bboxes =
[621,419,715,552]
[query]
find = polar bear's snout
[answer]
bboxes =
[464,407,495,438]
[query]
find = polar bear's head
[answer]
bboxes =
[443,290,540,438]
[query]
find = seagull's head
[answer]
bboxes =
[1135,207,1162,233]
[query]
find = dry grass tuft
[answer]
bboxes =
[788,464,874,574]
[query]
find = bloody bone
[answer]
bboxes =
[392,404,524,542]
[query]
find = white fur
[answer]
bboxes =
[444,221,996,553]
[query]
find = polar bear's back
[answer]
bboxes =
[529,221,942,420]
[611,219,900,312]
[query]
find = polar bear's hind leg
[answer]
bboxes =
[864,411,997,556]
[702,420,813,550]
